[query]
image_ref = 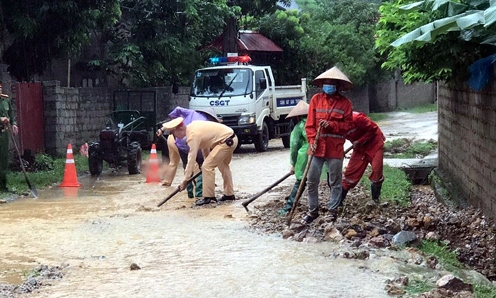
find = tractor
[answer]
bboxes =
[88,110,152,175]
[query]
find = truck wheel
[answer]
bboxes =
[281,120,295,148]
[254,122,269,152]
[127,141,142,175]
[88,142,103,176]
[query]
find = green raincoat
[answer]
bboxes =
[289,117,308,180]
[280,116,312,214]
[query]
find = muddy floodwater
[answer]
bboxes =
[0,112,439,297]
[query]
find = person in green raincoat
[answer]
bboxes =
[0,82,18,192]
[279,100,310,215]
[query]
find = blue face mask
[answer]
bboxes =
[322,84,337,95]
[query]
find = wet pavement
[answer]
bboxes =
[377,111,438,168]
[0,111,440,297]
[0,171,400,298]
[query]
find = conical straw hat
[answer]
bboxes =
[195,107,220,122]
[287,100,309,118]
[313,66,353,90]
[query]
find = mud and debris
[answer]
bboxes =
[0,265,66,297]
[2,111,494,296]
[247,182,496,283]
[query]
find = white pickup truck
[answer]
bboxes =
[189,56,307,152]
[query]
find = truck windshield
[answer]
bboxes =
[191,68,253,97]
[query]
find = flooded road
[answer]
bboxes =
[0,111,440,297]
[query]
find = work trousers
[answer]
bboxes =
[0,131,9,190]
[342,147,384,191]
[282,179,304,212]
[164,134,202,197]
[202,136,238,198]
[306,156,343,215]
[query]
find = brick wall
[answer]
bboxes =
[43,81,190,155]
[40,79,435,155]
[374,80,436,112]
[308,80,435,115]
[438,81,496,219]
[43,81,113,156]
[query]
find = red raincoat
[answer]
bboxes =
[346,111,385,156]
[305,92,353,158]
[342,111,386,189]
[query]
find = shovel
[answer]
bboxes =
[6,123,38,198]
[157,171,202,207]
[242,172,292,212]
[344,145,353,155]
[285,126,322,226]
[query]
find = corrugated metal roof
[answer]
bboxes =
[237,31,283,52]
[204,31,283,53]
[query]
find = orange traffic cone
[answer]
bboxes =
[59,143,81,187]
[146,144,161,183]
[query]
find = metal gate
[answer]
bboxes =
[113,90,160,150]
[15,82,44,153]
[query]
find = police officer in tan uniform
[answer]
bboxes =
[160,117,238,206]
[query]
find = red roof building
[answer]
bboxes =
[206,30,283,53]
[203,30,283,65]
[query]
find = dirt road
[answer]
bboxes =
[0,111,441,298]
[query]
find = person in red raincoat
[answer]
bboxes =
[301,67,354,224]
[334,111,386,208]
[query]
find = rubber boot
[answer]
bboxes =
[195,174,203,198]
[279,180,301,215]
[340,188,348,206]
[186,181,195,198]
[371,183,382,202]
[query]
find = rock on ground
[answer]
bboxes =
[248,182,496,282]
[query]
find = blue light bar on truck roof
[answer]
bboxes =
[209,55,252,65]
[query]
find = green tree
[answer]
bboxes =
[218,1,290,56]
[376,0,496,84]
[299,0,385,86]
[95,0,234,87]
[243,0,385,86]
[244,9,308,84]
[0,0,120,81]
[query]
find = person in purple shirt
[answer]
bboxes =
[156,106,219,198]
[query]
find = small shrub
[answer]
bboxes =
[359,165,411,207]
[384,138,411,153]
[404,279,435,295]
[404,140,437,158]
[34,153,54,171]
[385,139,437,158]
[381,165,412,206]
[420,240,462,271]
[474,284,496,298]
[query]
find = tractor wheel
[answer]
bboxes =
[88,142,103,176]
[254,121,269,152]
[127,141,142,175]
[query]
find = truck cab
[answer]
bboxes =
[189,55,307,152]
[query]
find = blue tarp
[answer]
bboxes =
[468,54,496,91]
